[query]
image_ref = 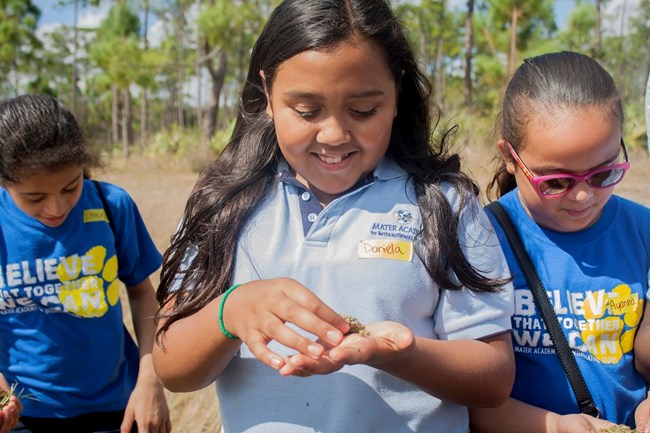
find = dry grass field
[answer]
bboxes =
[99,157,221,433]
[99,144,650,432]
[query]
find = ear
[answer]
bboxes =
[497,139,516,175]
[260,70,273,119]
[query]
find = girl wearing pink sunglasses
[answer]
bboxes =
[471,51,650,433]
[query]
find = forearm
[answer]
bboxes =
[126,279,170,394]
[470,398,556,433]
[126,279,160,357]
[153,296,241,392]
[378,333,515,407]
[634,306,650,380]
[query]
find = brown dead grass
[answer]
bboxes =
[99,145,650,432]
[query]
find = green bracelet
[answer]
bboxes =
[219,284,241,339]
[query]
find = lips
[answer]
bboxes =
[564,207,591,218]
[317,152,351,164]
[40,214,67,227]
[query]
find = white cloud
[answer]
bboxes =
[36,22,62,42]
[78,4,109,29]
[147,19,165,48]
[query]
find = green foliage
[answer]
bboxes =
[623,99,648,150]
[2,0,647,155]
[209,118,235,155]
[0,0,41,95]
[473,53,506,112]
[560,2,596,53]
[149,125,200,157]
[89,2,142,89]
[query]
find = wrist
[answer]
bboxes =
[219,284,241,339]
[545,411,563,433]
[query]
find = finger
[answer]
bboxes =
[4,405,19,431]
[245,331,288,370]
[281,353,343,376]
[265,318,329,360]
[281,286,348,343]
[329,342,368,364]
[246,311,329,361]
[120,415,136,433]
[275,304,344,350]
[278,360,313,377]
[10,396,22,413]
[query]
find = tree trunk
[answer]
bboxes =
[122,88,132,159]
[177,13,185,128]
[196,0,204,146]
[204,47,227,140]
[140,0,150,151]
[594,0,602,59]
[434,6,445,110]
[140,90,148,151]
[72,0,79,115]
[112,83,120,145]
[464,0,474,108]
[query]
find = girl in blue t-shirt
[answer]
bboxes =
[0,94,170,433]
[470,51,650,433]
[153,0,515,432]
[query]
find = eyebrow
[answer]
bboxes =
[282,89,386,100]
[21,173,83,197]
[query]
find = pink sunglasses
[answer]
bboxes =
[506,140,630,197]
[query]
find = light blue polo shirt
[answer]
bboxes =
[218,157,513,433]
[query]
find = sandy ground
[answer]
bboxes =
[99,145,650,432]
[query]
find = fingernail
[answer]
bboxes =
[307,344,322,357]
[270,357,282,369]
[327,330,341,344]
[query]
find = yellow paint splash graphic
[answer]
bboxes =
[581,284,641,364]
[56,246,119,317]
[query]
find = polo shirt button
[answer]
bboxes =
[307,213,318,222]
[301,191,311,201]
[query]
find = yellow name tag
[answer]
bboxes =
[357,239,413,261]
[84,209,109,224]
[606,292,639,315]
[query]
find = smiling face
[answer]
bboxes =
[4,166,84,227]
[504,105,623,232]
[263,35,398,205]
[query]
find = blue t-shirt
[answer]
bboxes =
[491,190,650,425]
[0,180,162,418]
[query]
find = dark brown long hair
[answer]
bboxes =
[156,0,505,338]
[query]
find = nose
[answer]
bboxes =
[43,195,67,216]
[316,115,351,146]
[567,180,593,202]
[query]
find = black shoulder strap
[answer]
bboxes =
[485,201,599,418]
[92,180,115,234]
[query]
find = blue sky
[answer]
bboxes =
[34,1,76,26]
